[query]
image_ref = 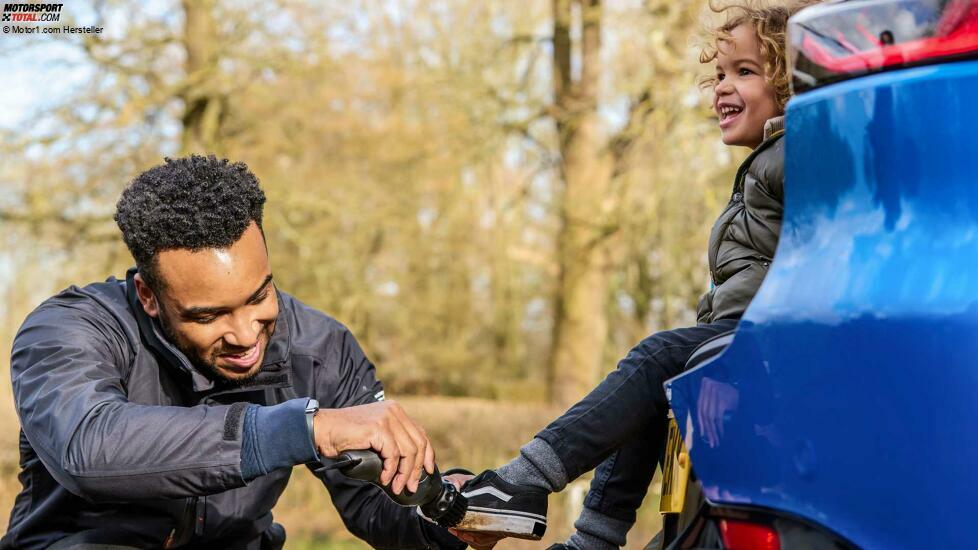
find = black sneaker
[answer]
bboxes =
[455,470,548,540]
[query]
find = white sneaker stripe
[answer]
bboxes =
[465,505,548,522]
[462,486,513,502]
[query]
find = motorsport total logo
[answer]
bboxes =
[2,3,63,22]
[3,3,103,34]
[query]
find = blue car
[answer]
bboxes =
[659,1,978,548]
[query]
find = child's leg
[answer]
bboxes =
[497,318,739,490]
[457,319,738,540]
[567,418,667,549]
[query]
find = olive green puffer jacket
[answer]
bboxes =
[697,122,785,324]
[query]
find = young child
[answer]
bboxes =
[451,2,811,548]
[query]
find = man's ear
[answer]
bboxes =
[133,272,161,318]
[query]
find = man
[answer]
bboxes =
[2,155,466,549]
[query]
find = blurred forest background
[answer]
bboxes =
[0,0,745,547]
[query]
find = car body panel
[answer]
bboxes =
[666,59,978,549]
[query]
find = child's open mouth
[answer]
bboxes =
[718,105,743,128]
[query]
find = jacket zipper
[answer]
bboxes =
[195,496,207,536]
[163,497,198,548]
[162,382,289,546]
[708,201,741,284]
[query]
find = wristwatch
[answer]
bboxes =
[305,398,320,458]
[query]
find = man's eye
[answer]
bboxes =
[249,292,269,305]
[193,316,218,324]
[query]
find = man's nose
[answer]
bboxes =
[224,316,262,348]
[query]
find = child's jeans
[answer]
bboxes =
[536,318,739,523]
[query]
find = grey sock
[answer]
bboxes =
[494,437,568,493]
[565,506,632,549]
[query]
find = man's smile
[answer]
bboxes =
[220,335,265,371]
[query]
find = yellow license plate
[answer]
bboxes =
[659,414,690,514]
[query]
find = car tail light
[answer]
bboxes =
[674,507,854,549]
[789,0,978,94]
[719,519,781,550]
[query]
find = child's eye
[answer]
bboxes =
[716,73,725,81]
[739,68,754,76]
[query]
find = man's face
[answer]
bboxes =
[136,222,279,382]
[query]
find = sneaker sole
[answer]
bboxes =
[455,507,547,540]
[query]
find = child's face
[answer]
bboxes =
[713,23,781,149]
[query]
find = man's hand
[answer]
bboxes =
[313,400,434,495]
[444,473,501,550]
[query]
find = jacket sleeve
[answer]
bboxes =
[312,466,465,550]
[10,300,248,502]
[307,325,465,549]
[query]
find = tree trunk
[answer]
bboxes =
[547,0,614,406]
[180,0,224,154]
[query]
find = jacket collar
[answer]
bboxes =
[125,267,292,394]
[732,116,786,195]
[763,115,785,140]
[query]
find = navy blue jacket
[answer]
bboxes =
[2,268,463,549]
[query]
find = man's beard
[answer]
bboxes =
[156,310,271,385]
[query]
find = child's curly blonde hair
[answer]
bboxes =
[699,1,818,111]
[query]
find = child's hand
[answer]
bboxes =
[443,473,501,549]
[448,528,502,549]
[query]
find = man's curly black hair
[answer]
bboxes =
[114,155,267,292]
